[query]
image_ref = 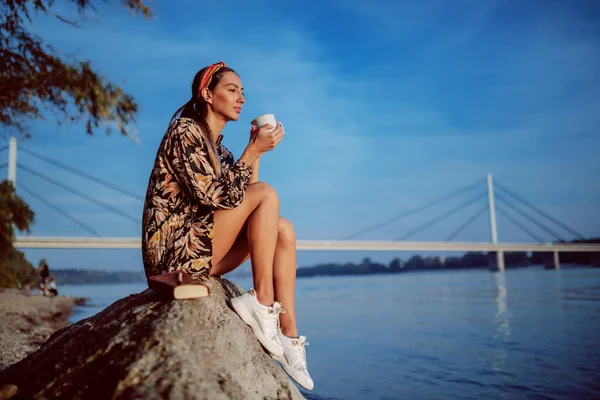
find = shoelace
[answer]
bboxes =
[266,301,286,337]
[269,301,286,316]
[293,335,310,369]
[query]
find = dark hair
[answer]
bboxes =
[170,65,238,178]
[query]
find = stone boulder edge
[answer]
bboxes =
[0,278,304,400]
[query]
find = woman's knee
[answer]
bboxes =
[277,217,296,246]
[248,182,279,207]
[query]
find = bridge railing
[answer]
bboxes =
[4,138,598,272]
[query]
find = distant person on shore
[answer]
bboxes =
[47,277,58,296]
[37,259,52,297]
[141,61,313,390]
[38,259,49,282]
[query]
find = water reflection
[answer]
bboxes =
[493,272,511,373]
[494,272,511,339]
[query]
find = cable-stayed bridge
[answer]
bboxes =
[2,137,599,271]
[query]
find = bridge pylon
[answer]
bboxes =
[487,173,505,271]
[8,137,17,185]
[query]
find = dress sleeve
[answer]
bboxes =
[167,120,252,209]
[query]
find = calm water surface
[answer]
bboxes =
[59,267,600,400]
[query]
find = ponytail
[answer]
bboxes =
[168,62,236,179]
[169,99,222,179]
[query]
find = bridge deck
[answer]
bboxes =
[13,237,600,252]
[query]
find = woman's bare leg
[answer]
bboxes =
[210,221,250,277]
[213,215,300,338]
[211,182,279,306]
[274,218,298,338]
[246,186,279,306]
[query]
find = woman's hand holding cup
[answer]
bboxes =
[249,114,284,154]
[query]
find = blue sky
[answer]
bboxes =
[3,0,599,271]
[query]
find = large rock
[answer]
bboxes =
[0,278,304,400]
[0,288,82,372]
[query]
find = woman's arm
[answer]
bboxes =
[168,120,257,209]
[246,124,266,184]
[249,157,260,184]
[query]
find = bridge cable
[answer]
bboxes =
[18,163,141,225]
[494,180,584,240]
[0,145,7,153]
[444,205,488,242]
[18,182,102,237]
[495,194,565,242]
[19,146,144,201]
[495,205,544,243]
[0,163,7,170]
[397,192,487,241]
[344,180,482,240]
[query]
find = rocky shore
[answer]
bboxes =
[0,288,85,372]
[0,279,305,399]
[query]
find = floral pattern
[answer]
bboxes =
[142,118,252,280]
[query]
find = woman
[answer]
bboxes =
[141,61,313,391]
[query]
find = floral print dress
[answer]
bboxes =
[142,117,253,280]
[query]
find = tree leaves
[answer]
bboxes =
[0,1,152,286]
[0,180,34,256]
[0,0,152,138]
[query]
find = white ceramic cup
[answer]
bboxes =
[251,113,278,132]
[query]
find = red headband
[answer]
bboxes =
[197,61,227,98]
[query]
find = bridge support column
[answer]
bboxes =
[552,251,560,269]
[8,137,17,185]
[497,250,505,272]
[487,174,499,245]
[488,251,505,271]
[487,174,504,271]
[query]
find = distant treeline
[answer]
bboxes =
[51,269,146,285]
[45,239,600,283]
[297,238,600,278]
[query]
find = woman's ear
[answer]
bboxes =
[201,87,213,104]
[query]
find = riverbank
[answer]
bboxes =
[0,279,304,400]
[0,288,86,371]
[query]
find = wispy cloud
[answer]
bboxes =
[26,7,373,235]
[15,0,600,255]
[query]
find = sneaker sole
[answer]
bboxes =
[273,355,314,391]
[231,297,284,357]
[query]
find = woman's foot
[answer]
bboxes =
[274,332,314,391]
[231,290,284,357]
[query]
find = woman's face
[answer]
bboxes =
[207,71,245,122]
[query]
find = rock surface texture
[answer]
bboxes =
[0,288,79,372]
[0,279,304,400]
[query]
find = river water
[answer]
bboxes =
[59,266,600,399]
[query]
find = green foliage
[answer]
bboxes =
[0,246,36,288]
[0,180,34,255]
[0,0,152,138]
[0,0,152,287]
[0,180,35,287]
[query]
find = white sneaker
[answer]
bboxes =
[275,333,314,391]
[231,290,284,357]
